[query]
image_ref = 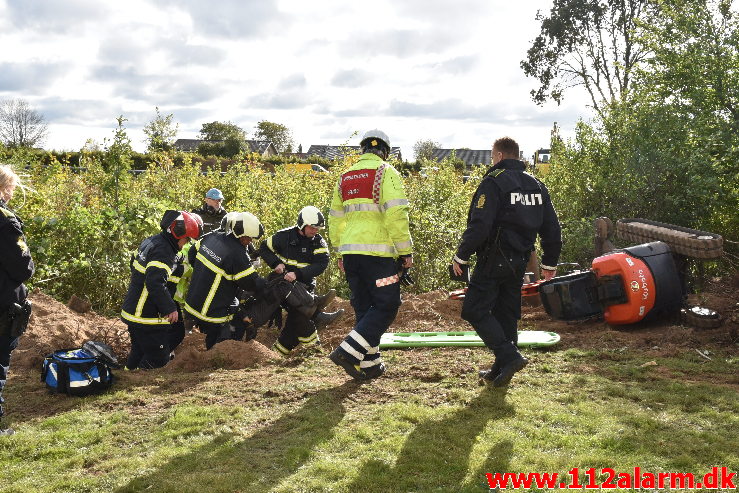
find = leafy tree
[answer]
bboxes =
[521,0,652,118]
[197,121,247,158]
[104,116,133,210]
[0,98,48,148]
[413,139,441,161]
[143,107,178,153]
[254,120,294,153]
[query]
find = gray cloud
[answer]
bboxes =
[91,64,220,106]
[340,29,457,58]
[165,42,226,67]
[422,55,479,75]
[0,62,67,94]
[278,74,307,90]
[4,0,109,34]
[246,91,309,110]
[160,0,284,39]
[330,69,373,88]
[37,97,121,125]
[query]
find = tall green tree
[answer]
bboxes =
[254,120,294,153]
[521,0,652,118]
[413,139,441,161]
[143,107,178,153]
[197,121,247,158]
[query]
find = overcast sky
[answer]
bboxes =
[0,0,592,160]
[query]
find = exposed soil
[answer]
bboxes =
[13,276,738,374]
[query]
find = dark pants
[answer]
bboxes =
[0,334,20,418]
[126,324,172,370]
[197,320,233,350]
[274,308,317,354]
[461,249,528,363]
[337,255,401,366]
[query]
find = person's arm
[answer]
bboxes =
[454,179,499,265]
[328,179,346,253]
[258,235,282,270]
[296,237,330,281]
[143,245,178,318]
[538,182,562,276]
[380,166,413,256]
[0,219,34,283]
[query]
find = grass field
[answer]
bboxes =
[1,340,737,493]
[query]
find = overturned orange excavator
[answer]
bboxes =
[451,218,724,327]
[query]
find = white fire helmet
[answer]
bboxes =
[226,211,264,239]
[297,205,325,230]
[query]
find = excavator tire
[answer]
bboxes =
[616,218,723,260]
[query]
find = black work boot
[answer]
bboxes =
[313,289,336,312]
[329,348,367,380]
[314,309,345,329]
[478,359,501,381]
[492,355,529,387]
[362,362,386,380]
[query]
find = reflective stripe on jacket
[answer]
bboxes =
[184,231,265,324]
[328,153,412,257]
[120,232,180,327]
[258,226,329,288]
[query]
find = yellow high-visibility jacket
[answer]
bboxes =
[329,153,412,257]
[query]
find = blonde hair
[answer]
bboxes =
[0,164,19,190]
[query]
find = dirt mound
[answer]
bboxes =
[13,290,276,373]
[169,337,275,371]
[13,291,129,369]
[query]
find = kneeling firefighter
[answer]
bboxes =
[258,205,344,355]
[0,164,34,436]
[121,210,202,369]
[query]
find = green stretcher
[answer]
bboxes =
[378,330,560,349]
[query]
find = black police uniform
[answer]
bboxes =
[258,226,329,354]
[455,159,561,366]
[184,231,265,349]
[0,200,34,422]
[192,204,227,235]
[121,232,183,369]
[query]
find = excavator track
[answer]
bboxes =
[616,218,723,260]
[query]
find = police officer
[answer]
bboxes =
[121,210,202,369]
[259,205,344,355]
[192,188,227,235]
[328,129,413,380]
[0,165,34,435]
[185,211,266,349]
[452,137,561,387]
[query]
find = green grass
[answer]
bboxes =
[1,347,737,493]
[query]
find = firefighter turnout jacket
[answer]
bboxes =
[258,226,329,289]
[121,232,182,327]
[329,153,412,257]
[0,201,34,311]
[454,159,562,269]
[184,231,265,324]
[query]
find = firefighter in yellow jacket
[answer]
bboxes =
[328,129,413,380]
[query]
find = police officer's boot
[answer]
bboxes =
[313,309,345,329]
[491,342,528,387]
[478,359,502,382]
[313,289,336,312]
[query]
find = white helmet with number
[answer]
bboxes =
[297,205,325,230]
[226,211,264,239]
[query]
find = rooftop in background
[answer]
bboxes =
[429,148,491,168]
[306,145,403,162]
